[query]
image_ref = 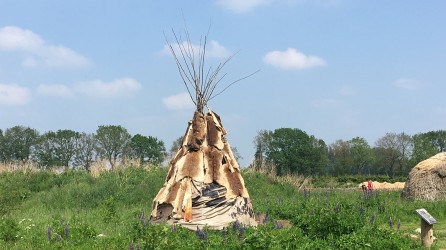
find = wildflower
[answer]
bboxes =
[370,213,375,224]
[397,219,401,230]
[222,227,227,245]
[335,204,340,214]
[140,209,145,226]
[47,226,52,241]
[128,242,134,250]
[262,213,269,225]
[56,235,62,242]
[388,217,393,227]
[171,224,177,233]
[274,221,283,229]
[303,188,309,199]
[233,219,241,231]
[64,224,69,239]
[359,206,364,215]
[239,226,246,245]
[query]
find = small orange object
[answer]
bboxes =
[184,196,192,222]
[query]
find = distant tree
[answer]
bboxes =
[374,132,413,176]
[2,126,39,163]
[252,130,272,171]
[231,146,243,163]
[0,129,4,162]
[166,136,183,164]
[73,132,97,172]
[349,137,374,175]
[328,140,352,175]
[264,128,327,176]
[411,130,446,166]
[130,134,166,166]
[32,129,80,170]
[95,125,131,170]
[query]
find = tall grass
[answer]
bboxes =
[0,167,444,249]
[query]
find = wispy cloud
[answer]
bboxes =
[0,26,91,69]
[215,0,272,13]
[393,78,424,91]
[37,84,75,98]
[263,48,326,70]
[38,78,142,98]
[162,92,195,110]
[0,83,32,105]
[162,40,231,58]
[338,84,356,97]
[312,97,343,109]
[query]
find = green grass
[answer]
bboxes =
[1,167,445,249]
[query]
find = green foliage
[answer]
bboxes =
[95,125,132,169]
[1,125,39,163]
[262,128,328,175]
[0,168,444,249]
[0,217,20,242]
[130,134,166,165]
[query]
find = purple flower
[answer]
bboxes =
[128,242,134,250]
[274,221,283,229]
[171,224,177,233]
[335,204,340,214]
[222,227,227,245]
[47,226,52,241]
[370,213,375,224]
[397,219,401,230]
[56,235,62,242]
[359,206,364,215]
[64,224,69,239]
[140,209,146,226]
[303,189,309,199]
[388,217,393,227]
[262,213,269,225]
[196,226,208,241]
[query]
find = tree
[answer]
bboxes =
[348,137,374,175]
[130,134,166,166]
[95,125,131,170]
[264,128,327,176]
[32,130,80,170]
[73,132,97,172]
[252,130,272,171]
[374,132,413,176]
[2,126,39,163]
[328,140,352,175]
[411,130,446,166]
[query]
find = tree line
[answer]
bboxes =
[252,128,446,177]
[2,125,445,177]
[0,125,166,172]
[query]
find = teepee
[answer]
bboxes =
[149,29,257,230]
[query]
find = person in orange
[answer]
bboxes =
[367,179,373,191]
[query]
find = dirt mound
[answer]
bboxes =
[358,181,405,190]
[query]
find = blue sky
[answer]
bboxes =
[1,0,445,166]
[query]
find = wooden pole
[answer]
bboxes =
[420,218,434,248]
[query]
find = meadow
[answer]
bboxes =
[1,166,445,249]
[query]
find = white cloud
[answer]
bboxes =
[38,78,142,98]
[338,84,356,97]
[215,0,272,13]
[162,92,195,110]
[0,83,32,105]
[163,40,231,59]
[37,84,75,98]
[312,97,342,109]
[263,48,326,69]
[393,78,423,91]
[0,26,91,68]
[76,78,142,97]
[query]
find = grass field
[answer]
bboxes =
[1,166,445,249]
